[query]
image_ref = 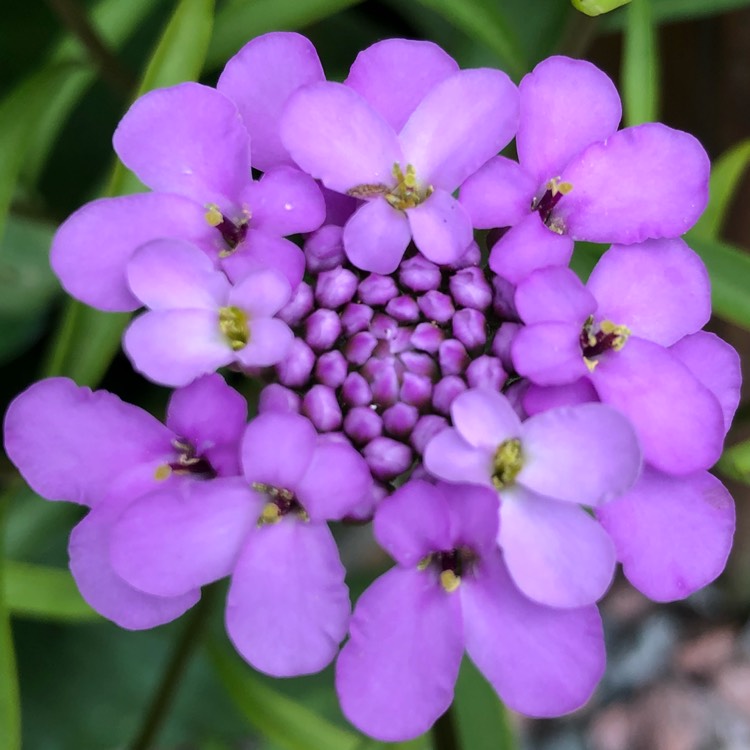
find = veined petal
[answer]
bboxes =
[450,388,522,451]
[343,199,411,274]
[407,189,473,265]
[336,567,463,742]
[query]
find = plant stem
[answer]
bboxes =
[432,704,461,750]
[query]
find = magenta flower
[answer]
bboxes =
[336,480,605,740]
[3,375,246,628]
[109,411,373,676]
[123,239,293,387]
[423,388,641,607]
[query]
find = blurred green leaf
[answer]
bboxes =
[572,0,631,15]
[602,0,750,27]
[207,0,364,68]
[686,235,750,330]
[692,140,750,240]
[569,241,607,282]
[622,0,659,125]
[718,439,750,484]
[4,561,98,622]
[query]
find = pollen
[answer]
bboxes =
[385,163,433,211]
[219,306,250,351]
[154,464,172,481]
[204,204,223,227]
[440,569,461,593]
[492,438,523,490]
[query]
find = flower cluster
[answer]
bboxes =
[3,33,741,741]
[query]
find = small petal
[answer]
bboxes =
[511,322,590,387]
[235,318,294,368]
[451,388,522,451]
[221,230,305,290]
[515,266,596,325]
[407,190,473,265]
[228,267,291,317]
[343,199,411,274]
[523,379,599,415]
[422,428,493,487]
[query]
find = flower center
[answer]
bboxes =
[219,306,250,351]
[154,437,217,480]
[491,438,523,490]
[418,547,477,593]
[253,483,309,525]
[580,316,630,371]
[205,204,250,256]
[531,177,573,234]
[347,163,433,211]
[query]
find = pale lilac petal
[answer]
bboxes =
[217,32,325,171]
[281,82,402,193]
[3,378,171,507]
[221,230,305,290]
[459,156,537,229]
[515,265,596,325]
[69,496,199,629]
[511,322,590,386]
[500,488,616,607]
[423,429,493,487]
[243,166,326,235]
[443,483,500,554]
[241,412,316,489]
[343,199,411,274]
[127,239,229,310]
[560,123,710,242]
[226,522,350,676]
[113,83,250,204]
[670,331,741,433]
[587,239,711,345]
[598,468,735,601]
[591,338,725,474]
[407,190,473,265]
[400,69,518,191]
[522,379,599,415]
[336,567,463,742]
[451,388,522,450]
[295,442,373,521]
[345,39,459,132]
[234,318,293,368]
[519,403,642,505]
[50,193,211,312]
[489,213,574,285]
[517,56,621,182]
[228,268,291,316]
[124,309,233,387]
[462,552,605,716]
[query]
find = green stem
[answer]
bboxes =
[431,704,461,750]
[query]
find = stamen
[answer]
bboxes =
[165,437,216,478]
[219,306,250,351]
[204,204,250,255]
[532,177,573,231]
[253,482,309,526]
[492,438,523,490]
[580,316,631,359]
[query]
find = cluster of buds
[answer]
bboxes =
[3,32,740,741]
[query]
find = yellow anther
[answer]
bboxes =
[584,356,598,373]
[440,569,461,593]
[259,502,282,526]
[599,320,631,351]
[417,554,433,571]
[492,438,523,490]
[154,464,172,481]
[218,306,250,351]
[547,177,574,197]
[205,204,223,227]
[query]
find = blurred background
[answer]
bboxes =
[2,0,750,748]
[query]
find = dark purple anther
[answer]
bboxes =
[305,308,342,351]
[315,266,358,308]
[411,414,448,455]
[259,384,301,414]
[410,323,444,353]
[304,225,347,273]
[358,274,398,305]
[492,324,521,371]
[341,303,374,336]
[432,376,467,415]
[277,339,315,387]
[343,406,383,444]
[342,372,373,406]
[398,255,441,292]
[418,290,455,323]
[449,267,492,310]
[466,355,506,390]
[346,332,378,365]
[278,282,314,326]
[439,339,470,376]
[363,437,413,480]
[400,372,432,408]
[386,295,420,323]
[382,402,419,438]
[303,385,342,431]
[453,308,487,351]
[214,213,248,250]
[315,350,348,388]
[400,351,437,378]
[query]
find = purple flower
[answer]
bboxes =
[109,411,373,676]
[3,375,246,628]
[423,388,642,607]
[124,239,293,387]
[335,480,605,740]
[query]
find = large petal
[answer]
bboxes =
[345,39,458,132]
[519,403,642,506]
[113,82,250,205]
[343,199,411,274]
[423,428,493,487]
[587,239,711,345]
[462,551,605,716]
[220,230,305,290]
[500,488,616,607]
[217,32,325,171]
[515,265,596,325]
[400,68,518,191]
[110,477,258,597]
[281,81,401,193]
[50,193,211,312]
[517,56,621,182]
[590,338,725,474]
[226,522,350,676]
[559,123,710,243]
[597,467,735,601]
[124,309,233,387]
[459,156,537,229]
[127,239,229,310]
[3,378,171,507]
[69,496,199,629]
[522,379,599,416]
[336,567,463,742]
[407,189,473,265]
[228,267,291,317]
[234,318,293,368]
[451,388,523,451]
[511,322,590,387]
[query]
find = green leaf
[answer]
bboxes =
[209,640,366,750]
[692,140,750,240]
[718,439,750,484]
[0,505,21,750]
[207,0,364,69]
[572,0,631,15]
[602,0,750,27]
[685,235,750,330]
[622,0,659,125]
[4,561,98,622]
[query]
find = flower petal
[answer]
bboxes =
[511,322,590,387]
[343,199,411,274]
[451,388,522,451]
[234,318,293,368]
[228,267,291,317]
[407,189,473,265]
[423,428,493,487]
[515,265,596,325]
[522,379,599,416]
[220,230,305,290]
